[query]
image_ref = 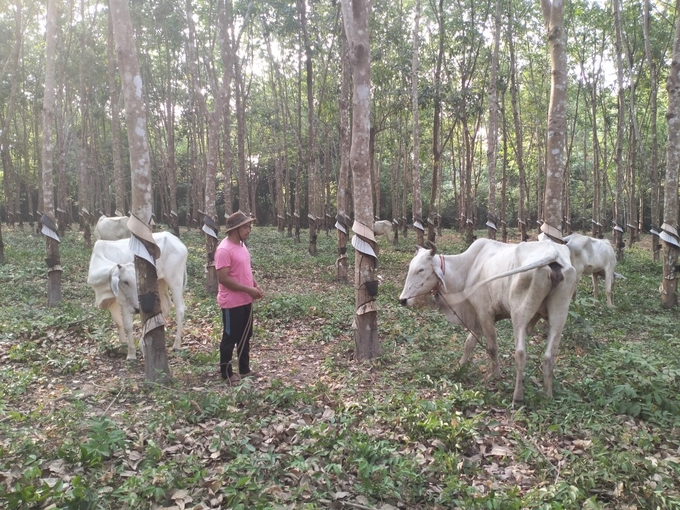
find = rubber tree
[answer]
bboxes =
[660,0,680,309]
[539,0,568,242]
[110,0,169,383]
[340,0,379,360]
[42,0,62,306]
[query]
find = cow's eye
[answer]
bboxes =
[120,280,128,286]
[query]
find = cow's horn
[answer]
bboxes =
[428,241,437,255]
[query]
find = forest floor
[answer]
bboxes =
[1,224,679,509]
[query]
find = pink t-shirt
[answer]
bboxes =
[215,237,254,309]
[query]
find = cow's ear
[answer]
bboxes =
[111,266,121,296]
[428,241,437,256]
[111,276,120,296]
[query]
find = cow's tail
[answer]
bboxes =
[442,252,562,305]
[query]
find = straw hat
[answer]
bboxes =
[225,211,255,232]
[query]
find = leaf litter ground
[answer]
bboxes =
[1,226,679,509]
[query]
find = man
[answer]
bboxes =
[215,210,264,384]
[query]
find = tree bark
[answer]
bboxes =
[411,0,424,247]
[263,18,286,234]
[661,0,680,309]
[428,0,444,245]
[298,0,318,256]
[341,0,379,360]
[487,0,501,241]
[540,0,567,241]
[107,8,126,219]
[79,0,92,249]
[337,19,351,284]
[508,0,527,241]
[110,0,169,382]
[643,0,661,261]
[613,0,626,259]
[0,1,23,263]
[235,60,250,214]
[43,0,61,307]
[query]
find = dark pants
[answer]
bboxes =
[220,303,252,378]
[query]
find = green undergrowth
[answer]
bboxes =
[0,225,679,509]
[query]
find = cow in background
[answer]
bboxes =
[563,233,618,307]
[373,220,395,242]
[539,232,619,307]
[87,232,188,360]
[399,239,576,404]
[94,215,131,241]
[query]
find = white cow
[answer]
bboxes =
[94,215,131,240]
[399,239,576,403]
[86,255,140,360]
[373,220,394,238]
[87,232,188,360]
[563,233,618,307]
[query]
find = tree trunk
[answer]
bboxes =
[508,0,527,242]
[644,0,661,261]
[428,0,444,245]
[107,9,128,216]
[341,0,379,360]
[501,88,508,243]
[660,0,680,309]
[204,94,223,295]
[0,1,22,263]
[79,0,92,249]
[540,0,567,242]
[298,0,318,256]
[613,0,626,259]
[337,20,351,283]
[43,0,61,307]
[294,51,303,243]
[234,61,250,214]
[411,0,424,247]
[110,0,169,383]
[263,20,286,234]
[163,35,178,236]
[486,0,501,241]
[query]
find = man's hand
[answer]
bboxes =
[250,285,264,300]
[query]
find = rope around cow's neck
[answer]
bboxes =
[401,250,481,345]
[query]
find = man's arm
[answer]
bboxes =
[217,266,264,300]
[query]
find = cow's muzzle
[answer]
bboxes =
[399,298,408,306]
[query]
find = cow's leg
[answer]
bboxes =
[110,303,136,361]
[459,331,480,368]
[604,270,614,307]
[479,321,501,380]
[165,280,185,350]
[542,293,573,399]
[511,320,528,404]
[591,273,599,300]
[526,314,543,336]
